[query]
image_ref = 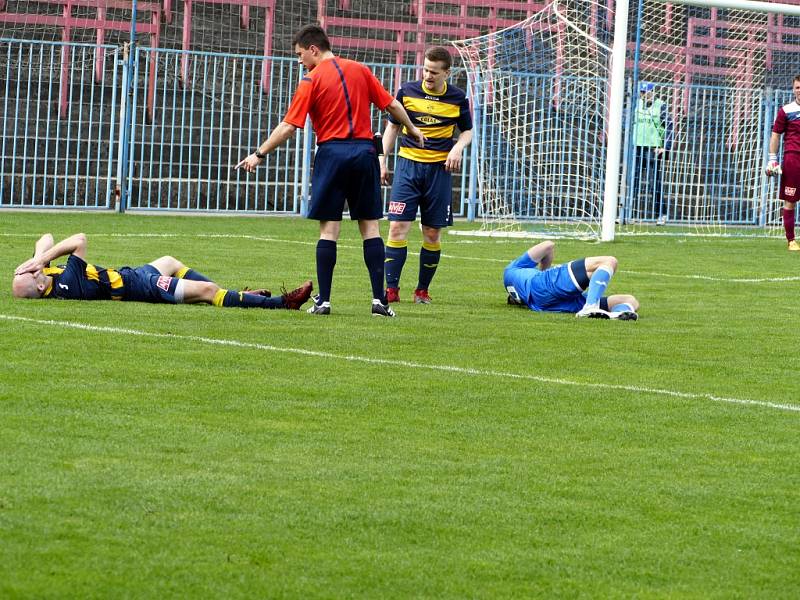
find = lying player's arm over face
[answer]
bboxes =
[15,232,88,276]
[527,240,554,270]
[33,233,54,259]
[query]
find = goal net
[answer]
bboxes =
[620,0,788,237]
[455,0,800,238]
[454,0,613,238]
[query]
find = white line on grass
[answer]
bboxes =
[2,313,798,414]
[4,232,797,281]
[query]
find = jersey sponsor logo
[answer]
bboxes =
[388,201,407,215]
[417,115,441,126]
[157,276,173,292]
[786,186,797,197]
[58,283,69,290]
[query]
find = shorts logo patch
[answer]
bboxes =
[157,276,173,292]
[388,201,407,215]
[786,186,797,197]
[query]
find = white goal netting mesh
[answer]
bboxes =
[455,0,800,238]
[454,0,612,238]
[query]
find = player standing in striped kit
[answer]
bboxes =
[767,75,800,251]
[380,47,473,305]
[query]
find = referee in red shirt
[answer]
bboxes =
[237,25,424,316]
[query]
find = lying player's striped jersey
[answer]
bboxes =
[43,254,125,300]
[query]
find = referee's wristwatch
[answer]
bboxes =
[254,149,266,160]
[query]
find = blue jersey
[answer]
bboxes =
[389,80,472,163]
[503,252,588,313]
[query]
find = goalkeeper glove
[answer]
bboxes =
[765,154,782,177]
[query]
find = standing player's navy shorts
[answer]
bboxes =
[780,152,800,202]
[503,253,609,313]
[120,264,181,303]
[387,157,453,228]
[308,140,382,221]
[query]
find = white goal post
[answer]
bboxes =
[600,0,800,241]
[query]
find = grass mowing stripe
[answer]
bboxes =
[4,312,799,414]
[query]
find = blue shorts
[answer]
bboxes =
[308,140,382,221]
[120,264,180,303]
[387,157,453,228]
[504,255,608,313]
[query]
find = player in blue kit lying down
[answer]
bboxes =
[12,233,313,310]
[503,241,640,320]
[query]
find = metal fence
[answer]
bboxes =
[0,35,789,227]
[0,39,474,216]
[0,39,120,209]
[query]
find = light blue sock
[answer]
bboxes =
[612,302,635,313]
[585,265,613,306]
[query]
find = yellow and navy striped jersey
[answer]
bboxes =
[389,80,472,163]
[42,254,125,300]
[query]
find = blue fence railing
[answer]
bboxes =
[0,39,120,209]
[0,36,788,229]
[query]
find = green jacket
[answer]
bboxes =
[634,98,672,149]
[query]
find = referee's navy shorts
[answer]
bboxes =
[307,140,382,221]
[387,156,454,228]
[780,152,800,203]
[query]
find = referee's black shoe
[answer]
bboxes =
[371,299,395,318]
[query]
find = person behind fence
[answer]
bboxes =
[12,233,313,310]
[379,46,473,305]
[632,81,672,223]
[766,74,800,252]
[503,240,640,320]
[235,24,425,318]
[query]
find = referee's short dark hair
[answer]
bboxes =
[794,74,800,84]
[293,24,332,52]
[425,46,452,70]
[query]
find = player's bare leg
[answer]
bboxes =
[149,256,214,282]
[608,293,640,321]
[576,256,619,319]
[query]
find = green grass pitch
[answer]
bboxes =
[1,211,799,597]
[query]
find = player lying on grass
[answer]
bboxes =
[503,241,640,320]
[12,233,313,310]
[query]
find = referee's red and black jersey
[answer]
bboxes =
[773,101,800,154]
[283,57,394,143]
[389,80,472,163]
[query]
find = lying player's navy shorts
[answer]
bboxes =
[120,264,180,303]
[388,157,453,228]
[307,140,382,221]
[503,255,609,313]
[780,152,800,202]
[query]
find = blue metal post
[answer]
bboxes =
[467,70,482,222]
[118,0,138,212]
